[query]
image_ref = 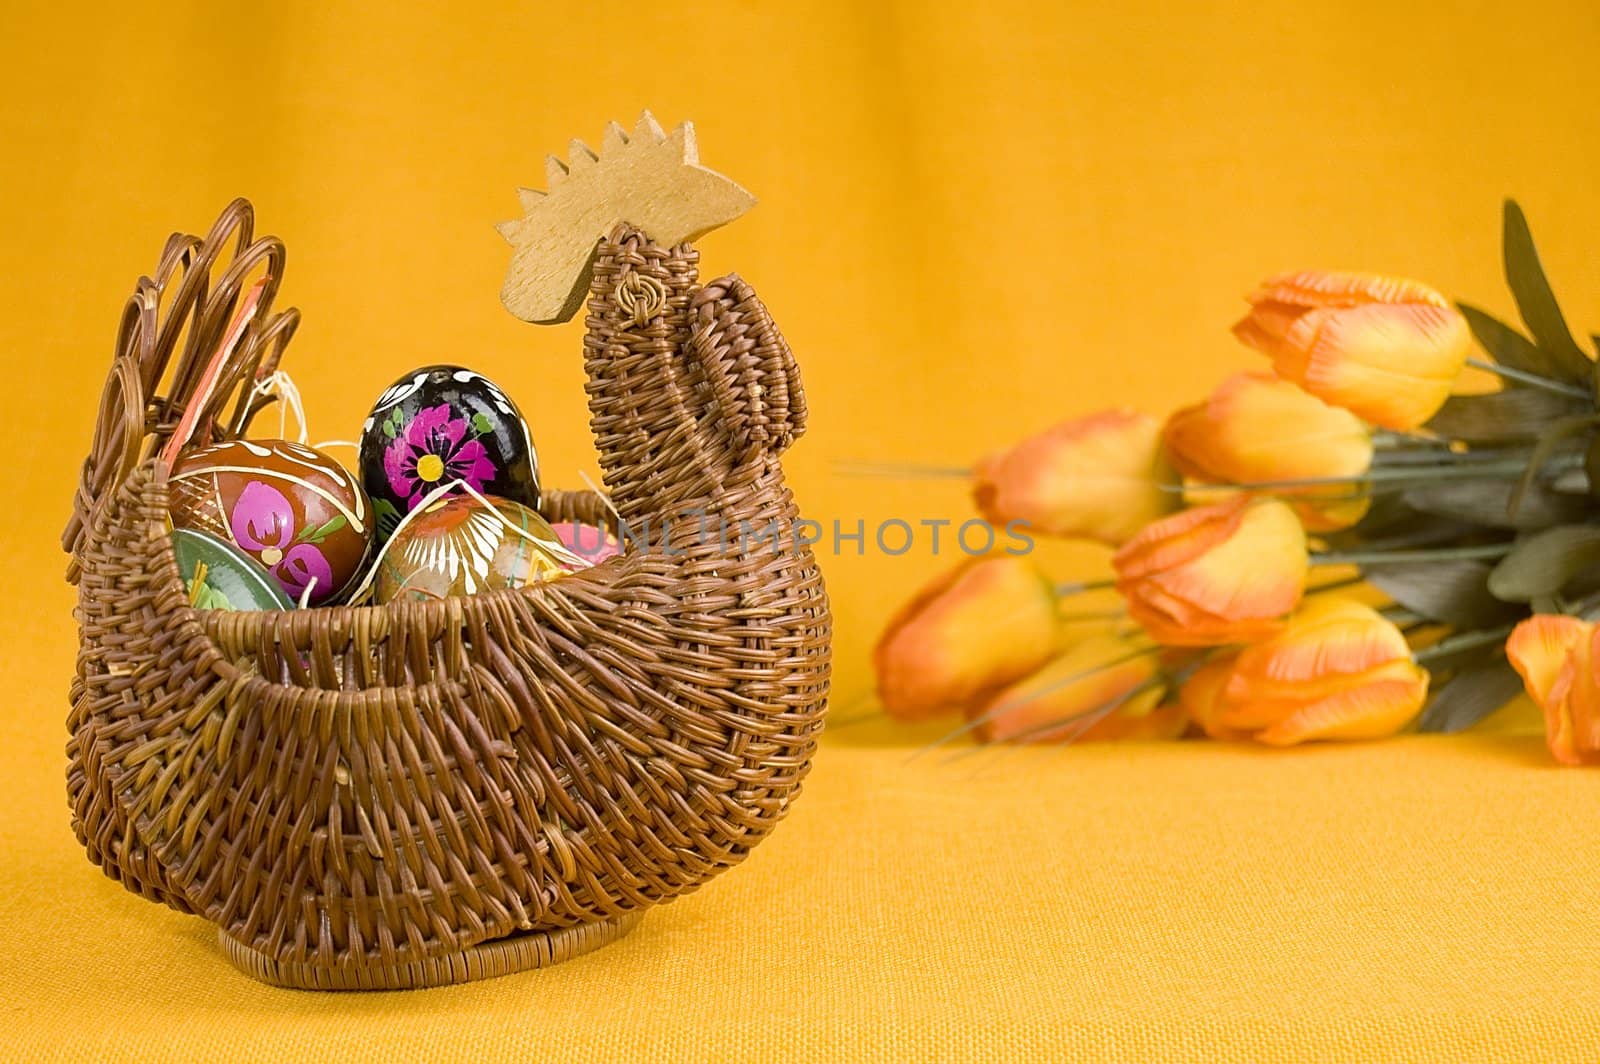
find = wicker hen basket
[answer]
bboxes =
[61,196,831,989]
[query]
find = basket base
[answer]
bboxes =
[218,912,645,990]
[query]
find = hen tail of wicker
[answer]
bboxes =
[62,200,831,989]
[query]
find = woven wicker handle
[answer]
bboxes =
[62,200,298,578]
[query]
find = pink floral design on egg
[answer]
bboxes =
[274,543,336,602]
[231,481,295,556]
[227,479,337,604]
[382,404,498,511]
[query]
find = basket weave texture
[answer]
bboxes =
[62,201,831,989]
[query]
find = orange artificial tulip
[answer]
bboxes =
[1232,271,1471,431]
[1112,496,1307,646]
[1176,654,1249,741]
[1204,599,1429,745]
[874,556,1059,722]
[1163,371,1373,531]
[1506,615,1600,767]
[973,409,1178,546]
[970,633,1183,743]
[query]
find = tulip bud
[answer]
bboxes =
[1207,598,1429,745]
[1232,271,1470,430]
[1112,497,1307,646]
[970,633,1183,743]
[873,556,1059,722]
[1176,654,1250,741]
[1506,615,1600,766]
[974,409,1178,546]
[1163,372,1373,531]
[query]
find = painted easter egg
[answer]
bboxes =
[550,521,622,569]
[168,439,374,607]
[171,528,294,612]
[374,494,584,604]
[358,366,540,542]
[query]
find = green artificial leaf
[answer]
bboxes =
[1327,493,1507,546]
[1458,303,1561,383]
[1417,653,1525,733]
[1548,558,1600,605]
[187,576,235,612]
[1403,479,1586,531]
[1487,524,1600,602]
[1502,200,1592,383]
[471,412,495,436]
[1319,495,1430,545]
[1364,559,1518,629]
[1317,500,1480,563]
[1508,414,1600,519]
[382,420,398,439]
[1320,517,1472,555]
[1424,389,1586,444]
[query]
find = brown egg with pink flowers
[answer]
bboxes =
[168,439,374,606]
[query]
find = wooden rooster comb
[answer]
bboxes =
[497,111,756,324]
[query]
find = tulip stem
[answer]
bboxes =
[1372,429,1451,450]
[1330,525,1474,554]
[1412,625,1516,666]
[1170,458,1572,494]
[1308,575,1366,595]
[1382,605,1428,627]
[1372,447,1473,466]
[1056,578,1117,596]
[910,644,1163,759]
[941,675,1166,761]
[832,460,973,478]
[1369,445,1548,468]
[1057,607,1129,622]
[1466,358,1592,400]
[1312,543,1514,567]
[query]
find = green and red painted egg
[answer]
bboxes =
[168,439,374,606]
[171,528,294,612]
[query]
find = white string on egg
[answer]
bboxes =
[452,478,590,571]
[340,478,590,607]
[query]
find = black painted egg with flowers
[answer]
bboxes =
[358,365,541,542]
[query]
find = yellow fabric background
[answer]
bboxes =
[10,736,1600,1062]
[4,1,1600,1060]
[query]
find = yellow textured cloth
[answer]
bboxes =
[6,724,1600,1062]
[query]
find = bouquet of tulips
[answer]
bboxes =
[872,201,1600,766]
